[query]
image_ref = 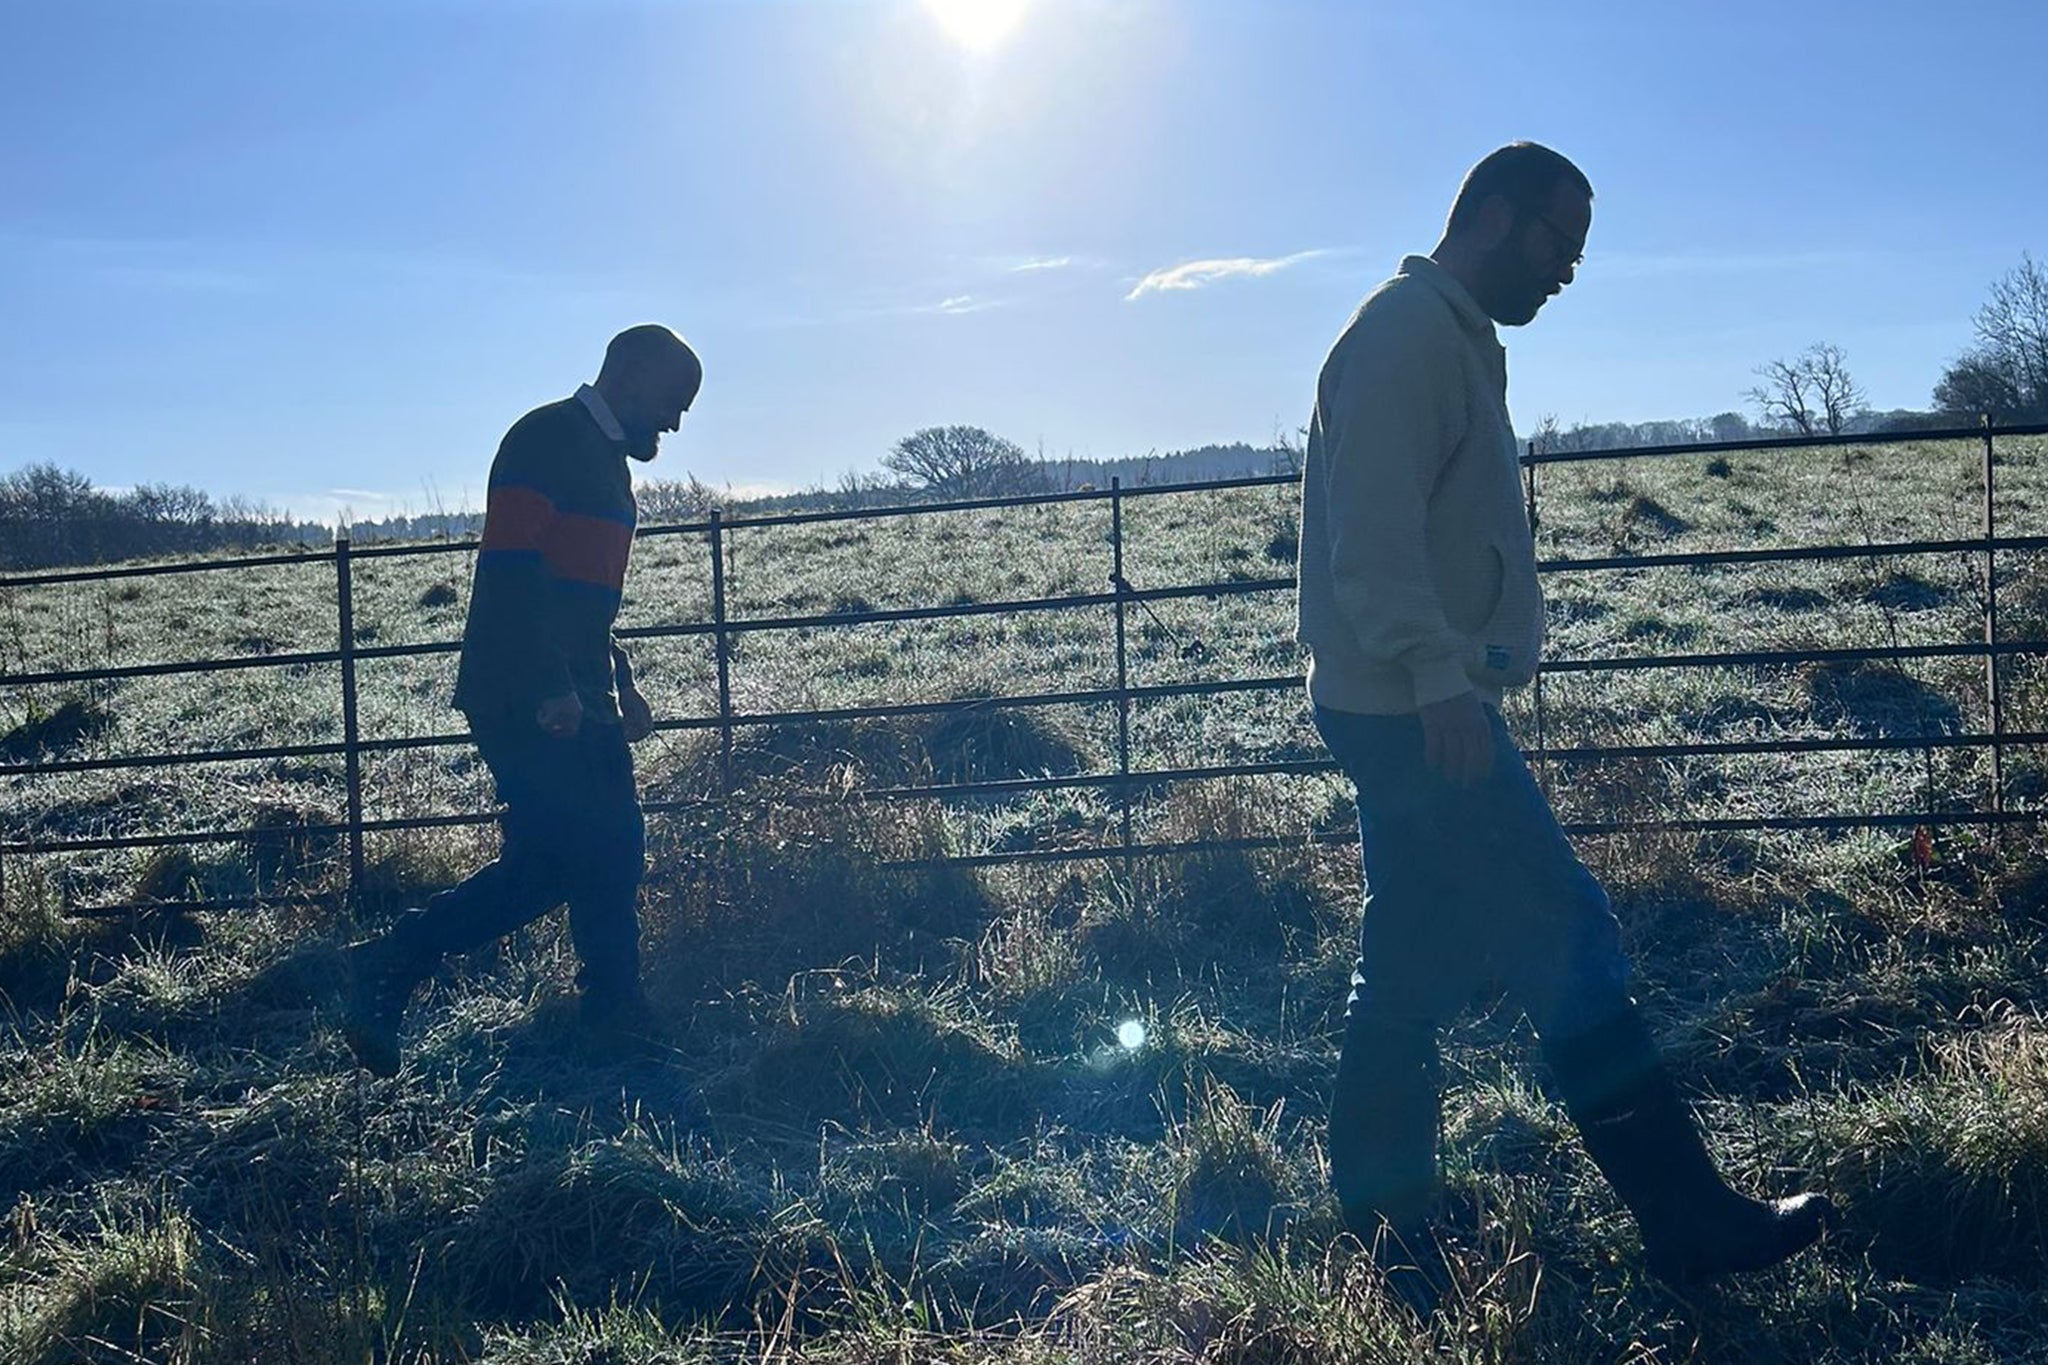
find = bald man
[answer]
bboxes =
[344,325,702,1077]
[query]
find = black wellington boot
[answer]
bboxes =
[342,914,442,1078]
[1545,1010,1837,1283]
[1330,1010,1450,1317]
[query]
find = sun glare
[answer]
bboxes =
[922,0,1031,52]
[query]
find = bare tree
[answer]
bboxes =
[882,426,1045,499]
[1747,343,1864,436]
[1972,253,2048,415]
[1747,356,1818,435]
[1270,419,1308,475]
[635,472,721,523]
[833,468,901,510]
[1805,342,1867,435]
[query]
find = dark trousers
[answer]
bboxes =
[407,716,647,999]
[1313,703,1638,1232]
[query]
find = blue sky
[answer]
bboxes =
[3,0,2041,521]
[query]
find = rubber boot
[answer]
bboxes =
[342,913,442,1078]
[1330,1010,1448,1316]
[1545,1009,1837,1283]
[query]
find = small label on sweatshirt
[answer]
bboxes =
[1485,645,1511,672]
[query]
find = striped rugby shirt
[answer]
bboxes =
[453,387,638,725]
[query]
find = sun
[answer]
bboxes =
[922,0,1031,52]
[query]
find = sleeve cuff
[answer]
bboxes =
[1410,655,1473,710]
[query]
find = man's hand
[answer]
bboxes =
[1418,690,1494,786]
[536,691,584,740]
[619,685,655,743]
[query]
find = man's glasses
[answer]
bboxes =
[1522,209,1585,271]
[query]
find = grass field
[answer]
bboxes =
[2,433,2047,1362]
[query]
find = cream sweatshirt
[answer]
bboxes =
[1295,255,1545,715]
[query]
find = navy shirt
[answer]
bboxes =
[453,397,637,726]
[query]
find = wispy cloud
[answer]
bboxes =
[915,294,1000,316]
[1008,255,1073,274]
[747,292,1003,330]
[1125,249,1327,301]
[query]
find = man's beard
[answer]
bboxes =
[1469,248,1549,327]
[625,430,662,463]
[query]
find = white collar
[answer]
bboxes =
[1398,254,1499,344]
[575,383,626,442]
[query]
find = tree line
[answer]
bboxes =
[0,465,335,571]
[5,255,2039,570]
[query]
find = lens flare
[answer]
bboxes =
[922,0,1031,52]
[1116,1019,1147,1051]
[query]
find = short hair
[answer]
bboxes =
[602,324,701,382]
[1446,142,1592,234]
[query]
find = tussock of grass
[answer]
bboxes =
[172,1076,359,1235]
[2007,558,2048,638]
[644,809,987,1001]
[131,847,205,903]
[719,706,1084,794]
[437,1124,783,1323]
[969,900,1102,1053]
[0,697,113,764]
[920,707,1085,786]
[1073,887,1190,986]
[1802,659,1963,737]
[1146,846,1326,967]
[973,901,1088,1008]
[244,799,338,887]
[822,1128,975,1217]
[724,716,925,790]
[0,1197,208,1365]
[1741,583,1831,612]
[1624,492,1692,539]
[0,1020,185,1204]
[714,986,1041,1134]
[1863,570,1955,612]
[1048,1242,1454,1364]
[0,873,74,1018]
[1782,1016,2048,1280]
[1165,1077,1292,1244]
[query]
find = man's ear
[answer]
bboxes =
[1470,193,1518,251]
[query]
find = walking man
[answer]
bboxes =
[1294,144,1832,1308]
[344,324,703,1077]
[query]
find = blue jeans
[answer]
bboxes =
[1313,702,1634,1231]
[409,717,647,1000]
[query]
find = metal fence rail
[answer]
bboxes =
[3,419,2047,910]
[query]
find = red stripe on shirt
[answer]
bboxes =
[544,512,634,590]
[481,484,558,553]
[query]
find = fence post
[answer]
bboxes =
[709,510,734,799]
[334,532,366,906]
[1983,415,2005,829]
[1526,442,1551,799]
[1110,479,1134,872]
